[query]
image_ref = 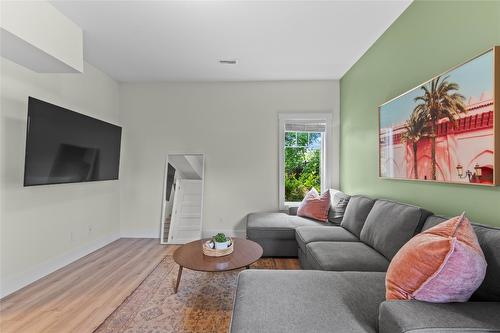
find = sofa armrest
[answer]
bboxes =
[379,300,500,333]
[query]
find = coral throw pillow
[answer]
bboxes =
[386,213,487,303]
[297,188,331,222]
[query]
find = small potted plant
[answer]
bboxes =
[213,233,231,250]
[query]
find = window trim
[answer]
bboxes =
[278,112,336,210]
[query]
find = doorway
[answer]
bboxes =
[160,154,205,244]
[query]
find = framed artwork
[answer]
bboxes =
[379,46,499,186]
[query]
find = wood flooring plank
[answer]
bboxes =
[1,239,135,314]
[0,239,169,333]
[0,239,300,333]
[0,239,148,330]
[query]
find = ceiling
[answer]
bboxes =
[51,1,411,82]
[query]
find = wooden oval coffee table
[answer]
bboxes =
[173,238,263,293]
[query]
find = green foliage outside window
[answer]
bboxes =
[284,131,321,202]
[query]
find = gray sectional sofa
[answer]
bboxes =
[231,195,500,333]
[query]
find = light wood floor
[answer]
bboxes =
[0,239,171,333]
[0,238,299,333]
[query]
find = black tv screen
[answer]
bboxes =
[24,97,122,186]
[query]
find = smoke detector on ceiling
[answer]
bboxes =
[219,59,238,65]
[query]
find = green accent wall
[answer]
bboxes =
[340,0,500,226]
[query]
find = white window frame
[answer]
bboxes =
[278,112,337,210]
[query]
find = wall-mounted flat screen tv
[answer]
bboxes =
[24,97,122,186]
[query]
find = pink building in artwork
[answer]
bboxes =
[380,92,494,184]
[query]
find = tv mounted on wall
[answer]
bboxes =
[24,97,122,186]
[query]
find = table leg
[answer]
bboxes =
[175,266,183,293]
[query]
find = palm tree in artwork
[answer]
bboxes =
[401,108,427,179]
[413,76,466,180]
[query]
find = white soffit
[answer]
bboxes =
[52,0,412,82]
[1,1,83,73]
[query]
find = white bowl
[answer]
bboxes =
[214,240,230,250]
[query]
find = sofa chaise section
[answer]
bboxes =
[230,270,386,333]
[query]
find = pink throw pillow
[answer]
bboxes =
[386,213,487,302]
[297,188,330,222]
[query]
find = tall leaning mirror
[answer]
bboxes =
[160,154,205,244]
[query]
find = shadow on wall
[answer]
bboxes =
[3,97,28,188]
[235,216,247,234]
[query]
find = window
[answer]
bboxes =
[279,113,335,210]
[284,130,322,201]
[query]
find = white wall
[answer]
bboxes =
[119,81,339,238]
[0,57,120,297]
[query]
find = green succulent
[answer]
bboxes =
[213,233,227,243]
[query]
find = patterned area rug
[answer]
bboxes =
[95,255,240,333]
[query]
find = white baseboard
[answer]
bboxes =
[120,228,159,238]
[202,229,246,239]
[121,229,246,240]
[167,229,246,244]
[0,232,120,299]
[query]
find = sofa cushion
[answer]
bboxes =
[423,215,500,302]
[295,226,359,254]
[306,242,389,272]
[340,195,376,237]
[360,200,432,260]
[246,212,325,240]
[422,215,447,231]
[230,270,386,333]
[379,300,500,333]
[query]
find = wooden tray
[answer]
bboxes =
[202,238,233,257]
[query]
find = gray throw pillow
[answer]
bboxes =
[327,189,351,224]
